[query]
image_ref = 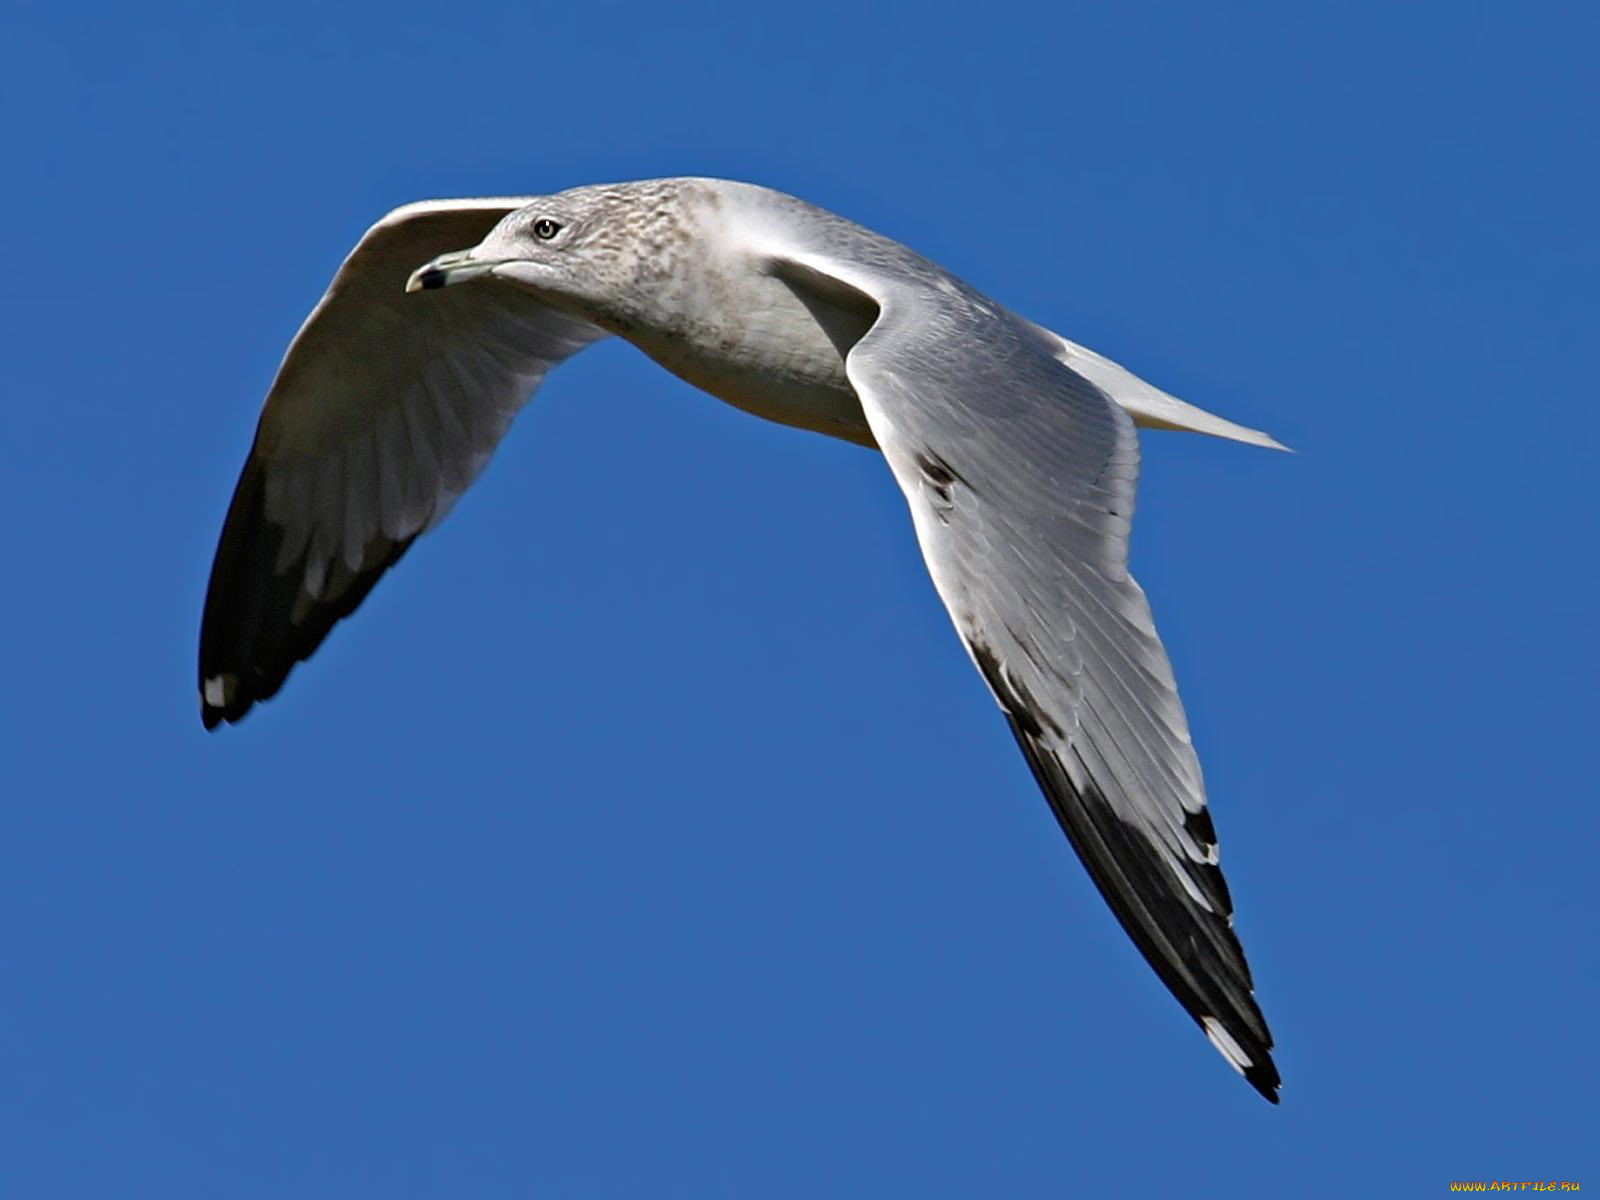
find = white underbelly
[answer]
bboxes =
[624,276,878,448]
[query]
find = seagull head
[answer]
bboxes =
[404,199,582,295]
[404,180,706,334]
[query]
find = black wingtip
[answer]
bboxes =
[1198,1011,1281,1104]
[979,670,1283,1106]
[199,667,264,730]
[1245,1057,1282,1105]
[199,449,416,733]
[199,686,256,731]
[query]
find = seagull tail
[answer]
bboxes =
[1034,326,1291,452]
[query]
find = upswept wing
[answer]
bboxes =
[772,252,1280,1101]
[200,199,606,727]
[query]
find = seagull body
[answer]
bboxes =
[201,178,1287,1101]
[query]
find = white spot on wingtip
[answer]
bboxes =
[1202,1017,1253,1074]
[203,674,234,709]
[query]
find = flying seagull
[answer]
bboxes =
[200,178,1288,1101]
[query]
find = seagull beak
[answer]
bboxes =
[405,250,500,293]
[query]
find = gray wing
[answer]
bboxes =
[772,252,1279,1101]
[200,199,607,728]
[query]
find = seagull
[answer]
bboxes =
[200,178,1289,1101]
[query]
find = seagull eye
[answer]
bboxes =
[533,218,562,240]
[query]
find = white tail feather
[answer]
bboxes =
[1034,325,1290,452]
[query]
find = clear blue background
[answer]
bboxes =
[3,2,1595,1195]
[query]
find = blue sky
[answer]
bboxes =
[3,1,1595,1194]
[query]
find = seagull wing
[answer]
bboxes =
[200,199,606,728]
[771,252,1279,1101]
